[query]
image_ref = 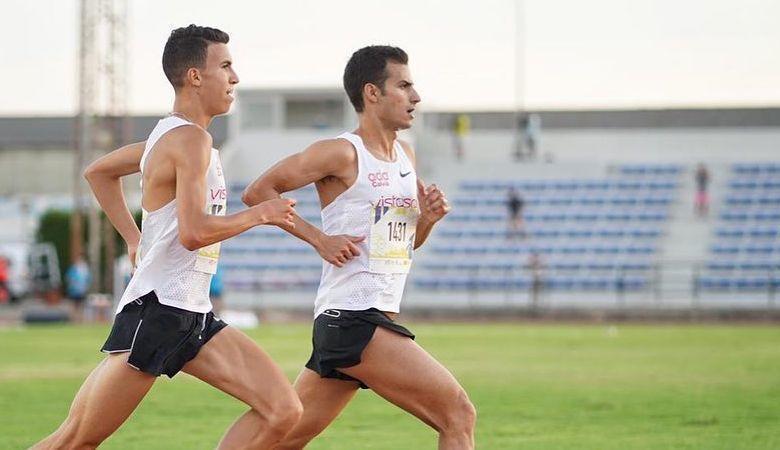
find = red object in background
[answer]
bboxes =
[0,256,9,303]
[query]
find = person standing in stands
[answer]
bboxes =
[695,163,711,217]
[514,112,541,161]
[528,251,544,310]
[452,113,470,161]
[507,187,525,239]
[524,113,541,161]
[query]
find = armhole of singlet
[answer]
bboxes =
[139,120,197,212]
[140,120,194,175]
[320,134,363,214]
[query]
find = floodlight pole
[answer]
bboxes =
[74,0,128,295]
[513,0,526,161]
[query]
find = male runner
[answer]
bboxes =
[33,25,302,449]
[243,46,476,449]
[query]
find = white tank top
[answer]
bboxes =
[117,116,227,314]
[313,132,420,317]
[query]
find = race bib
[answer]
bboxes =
[369,205,419,274]
[194,202,226,274]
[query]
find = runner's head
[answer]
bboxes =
[162,25,239,115]
[343,45,421,130]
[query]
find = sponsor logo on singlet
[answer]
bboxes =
[210,187,227,201]
[368,171,390,188]
[371,195,418,209]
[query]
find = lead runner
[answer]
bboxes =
[242,45,476,449]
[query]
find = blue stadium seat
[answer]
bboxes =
[706,261,736,271]
[711,245,740,255]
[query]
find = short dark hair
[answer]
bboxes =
[162,25,229,89]
[343,46,408,113]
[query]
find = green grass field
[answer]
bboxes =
[1,322,779,449]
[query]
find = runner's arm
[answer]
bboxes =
[398,140,450,249]
[83,141,145,254]
[242,140,363,267]
[172,127,296,250]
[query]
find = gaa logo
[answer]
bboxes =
[368,171,390,188]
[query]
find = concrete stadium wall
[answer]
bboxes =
[0,148,74,195]
[417,127,780,166]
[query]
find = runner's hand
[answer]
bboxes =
[127,242,138,270]
[316,234,364,267]
[418,180,451,223]
[255,198,297,228]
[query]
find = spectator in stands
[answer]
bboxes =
[515,113,541,161]
[209,263,224,313]
[528,251,544,310]
[452,113,470,161]
[0,255,9,304]
[695,163,711,217]
[524,113,541,160]
[65,254,91,320]
[507,187,525,238]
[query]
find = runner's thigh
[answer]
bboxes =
[71,353,156,441]
[182,326,295,410]
[339,327,470,430]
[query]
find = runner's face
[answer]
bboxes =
[376,63,420,130]
[198,43,239,115]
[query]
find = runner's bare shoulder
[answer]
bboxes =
[306,138,357,171]
[157,124,213,164]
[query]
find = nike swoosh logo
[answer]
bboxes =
[400,171,412,177]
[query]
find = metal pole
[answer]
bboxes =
[100,0,129,294]
[75,0,129,296]
[72,0,92,271]
[512,0,526,161]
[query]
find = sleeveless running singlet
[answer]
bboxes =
[313,132,420,317]
[117,116,227,314]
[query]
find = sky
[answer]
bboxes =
[2,0,780,115]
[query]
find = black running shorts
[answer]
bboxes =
[100,291,227,377]
[305,308,414,389]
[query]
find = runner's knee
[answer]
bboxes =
[279,412,332,448]
[265,395,304,438]
[440,388,477,434]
